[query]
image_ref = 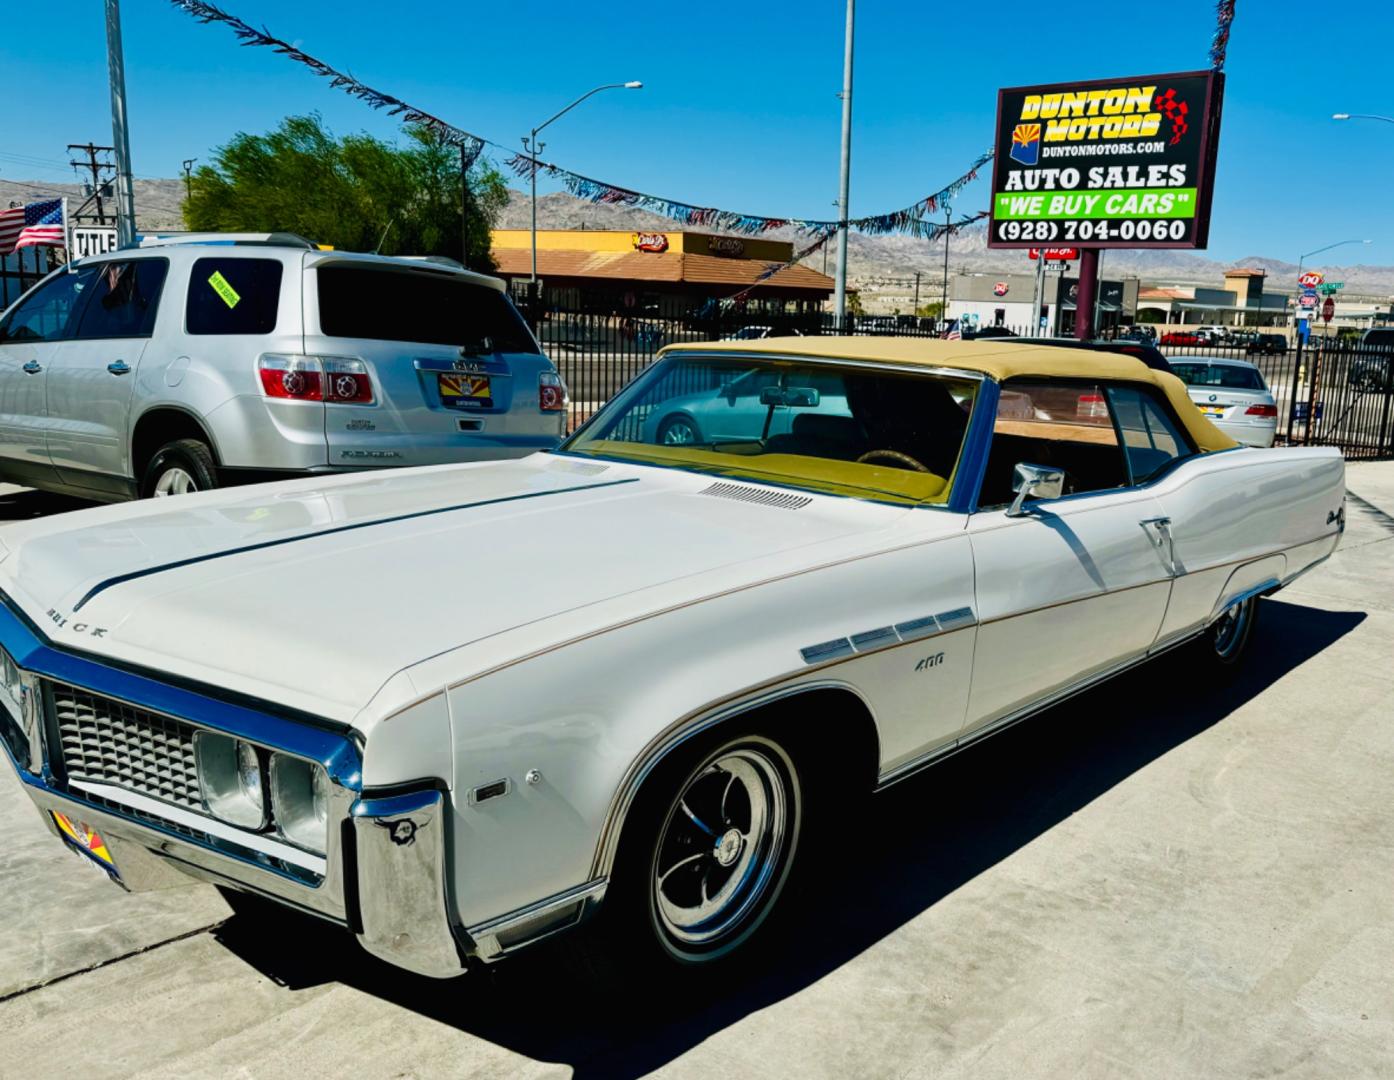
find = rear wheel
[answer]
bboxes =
[1202,594,1259,670]
[141,438,218,498]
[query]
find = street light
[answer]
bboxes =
[1297,238,1372,277]
[1332,113,1394,124]
[523,81,642,284]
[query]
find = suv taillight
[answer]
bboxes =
[258,355,374,405]
[323,358,374,404]
[258,355,323,401]
[1245,403,1277,417]
[539,370,568,412]
[1077,392,1108,419]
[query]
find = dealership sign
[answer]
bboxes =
[989,70,1224,250]
[70,227,119,259]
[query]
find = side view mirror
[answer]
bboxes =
[1007,462,1065,517]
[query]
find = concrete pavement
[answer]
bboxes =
[0,467,1391,1078]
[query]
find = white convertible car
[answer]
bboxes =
[0,338,1344,976]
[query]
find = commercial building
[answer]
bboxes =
[945,271,1139,335]
[490,229,834,318]
[1136,269,1289,327]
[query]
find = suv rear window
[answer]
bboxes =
[187,258,283,335]
[316,266,539,353]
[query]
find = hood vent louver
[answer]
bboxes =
[548,459,610,476]
[698,481,812,510]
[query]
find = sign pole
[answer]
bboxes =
[833,0,855,326]
[1075,249,1099,340]
[1031,251,1046,337]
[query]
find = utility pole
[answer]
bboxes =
[104,0,138,247]
[1031,251,1046,337]
[833,0,855,326]
[941,208,952,325]
[913,271,921,314]
[67,143,116,225]
[182,159,196,203]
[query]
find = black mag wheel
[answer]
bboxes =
[1206,594,1259,667]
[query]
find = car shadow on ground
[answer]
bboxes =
[210,598,1364,1078]
[0,488,96,521]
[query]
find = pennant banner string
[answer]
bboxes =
[168,0,991,240]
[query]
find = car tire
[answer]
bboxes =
[141,438,218,498]
[580,730,805,975]
[1199,594,1260,672]
[656,414,702,446]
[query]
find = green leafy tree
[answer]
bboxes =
[915,301,944,319]
[184,114,507,270]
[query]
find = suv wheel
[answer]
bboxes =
[142,438,218,498]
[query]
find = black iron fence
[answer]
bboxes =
[514,288,1394,460]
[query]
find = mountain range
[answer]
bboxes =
[8,177,1390,299]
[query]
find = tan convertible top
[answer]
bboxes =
[662,336,1238,452]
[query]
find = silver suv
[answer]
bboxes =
[0,234,566,499]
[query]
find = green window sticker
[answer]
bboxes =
[207,270,241,309]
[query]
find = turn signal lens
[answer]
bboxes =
[1245,404,1277,417]
[258,354,323,401]
[195,733,268,829]
[269,754,331,855]
[539,370,569,412]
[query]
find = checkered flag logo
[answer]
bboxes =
[1154,88,1190,145]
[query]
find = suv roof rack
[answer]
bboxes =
[134,232,320,250]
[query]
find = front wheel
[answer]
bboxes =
[656,415,701,446]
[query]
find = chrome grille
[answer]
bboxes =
[49,681,202,809]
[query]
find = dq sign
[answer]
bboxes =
[1297,271,1324,289]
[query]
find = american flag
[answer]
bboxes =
[0,199,65,256]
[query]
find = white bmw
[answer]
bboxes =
[0,338,1343,976]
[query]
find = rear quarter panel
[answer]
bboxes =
[1152,446,1344,642]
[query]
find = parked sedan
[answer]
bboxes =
[641,365,849,445]
[1168,357,1278,447]
[0,338,1343,977]
[1160,330,1202,346]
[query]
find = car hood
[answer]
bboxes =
[0,455,937,725]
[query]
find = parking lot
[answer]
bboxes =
[0,464,1391,1079]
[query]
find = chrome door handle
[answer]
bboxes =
[21,360,41,375]
[1140,516,1177,576]
[107,360,131,375]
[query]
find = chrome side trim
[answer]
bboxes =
[469,879,608,962]
[875,629,1205,791]
[351,788,468,979]
[801,607,975,666]
[590,678,879,883]
[1209,577,1281,622]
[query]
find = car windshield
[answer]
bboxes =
[560,353,979,505]
[1170,362,1266,391]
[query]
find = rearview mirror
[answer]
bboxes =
[1007,462,1065,517]
[759,386,821,408]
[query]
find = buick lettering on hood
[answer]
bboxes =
[0,338,1343,975]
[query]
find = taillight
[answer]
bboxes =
[258,355,323,401]
[539,370,568,412]
[324,358,374,404]
[1245,403,1277,417]
[257,355,374,405]
[1077,392,1108,419]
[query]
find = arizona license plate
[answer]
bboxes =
[438,372,492,409]
[51,810,121,881]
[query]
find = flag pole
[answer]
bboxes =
[63,197,75,273]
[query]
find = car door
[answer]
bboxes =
[0,267,97,487]
[963,379,1176,732]
[45,258,169,492]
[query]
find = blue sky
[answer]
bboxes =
[4,0,1392,266]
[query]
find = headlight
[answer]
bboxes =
[270,754,330,854]
[195,732,268,829]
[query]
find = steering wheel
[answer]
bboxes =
[856,449,930,473]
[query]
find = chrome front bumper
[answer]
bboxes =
[0,597,472,979]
